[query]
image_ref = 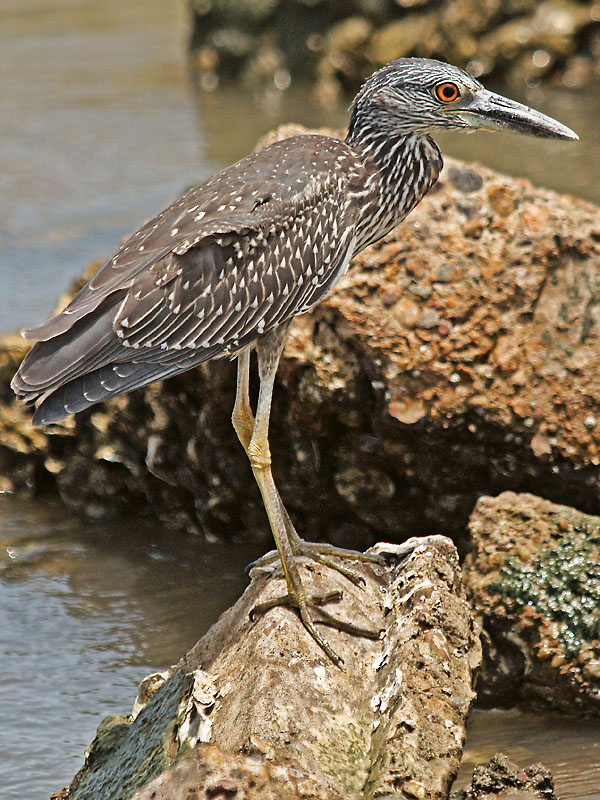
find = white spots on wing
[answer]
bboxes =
[194,211,205,221]
[171,227,179,236]
[217,204,226,211]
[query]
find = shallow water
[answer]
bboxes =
[0,493,262,798]
[1,0,599,797]
[455,708,600,799]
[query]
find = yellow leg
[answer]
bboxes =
[232,333,381,665]
[233,352,382,588]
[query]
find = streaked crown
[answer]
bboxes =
[347,58,483,140]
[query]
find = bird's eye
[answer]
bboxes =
[435,82,460,103]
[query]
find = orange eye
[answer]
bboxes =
[435,82,460,103]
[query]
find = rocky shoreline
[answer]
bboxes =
[3,129,599,797]
[3,129,599,545]
[189,0,600,98]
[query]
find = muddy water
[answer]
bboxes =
[1,1,599,798]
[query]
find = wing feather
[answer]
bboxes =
[13,134,367,423]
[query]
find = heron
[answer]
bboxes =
[12,58,577,664]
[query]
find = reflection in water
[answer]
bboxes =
[0,494,261,798]
[1,1,599,798]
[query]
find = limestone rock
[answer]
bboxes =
[53,537,481,800]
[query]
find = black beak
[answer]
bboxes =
[456,89,578,141]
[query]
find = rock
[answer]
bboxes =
[367,14,438,63]
[188,0,600,91]
[463,491,600,713]
[1,127,599,546]
[53,536,481,800]
[453,753,557,800]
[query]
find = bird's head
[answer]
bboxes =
[347,58,578,143]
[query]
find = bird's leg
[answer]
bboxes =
[231,348,254,452]
[236,330,379,665]
[233,351,382,587]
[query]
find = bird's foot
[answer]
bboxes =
[247,539,385,586]
[250,589,381,666]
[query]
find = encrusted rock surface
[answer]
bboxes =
[53,537,481,800]
[452,753,557,800]
[1,129,599,548]
[463,491,600,712]
[189,0,600,95]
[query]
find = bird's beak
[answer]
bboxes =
[454,89,578,141]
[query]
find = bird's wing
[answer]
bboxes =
[12,135,364,421]
[111,171,357,361]
[24,134,352,343]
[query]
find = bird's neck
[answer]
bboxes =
[345,127,443,252]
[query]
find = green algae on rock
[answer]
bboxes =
[489,525,600,657]
[464,492,600,713]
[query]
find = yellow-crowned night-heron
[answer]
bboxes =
[12,59,577,663]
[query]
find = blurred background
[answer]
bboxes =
[0,1,599,798]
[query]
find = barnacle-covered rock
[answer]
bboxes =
[463,491,600,713]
